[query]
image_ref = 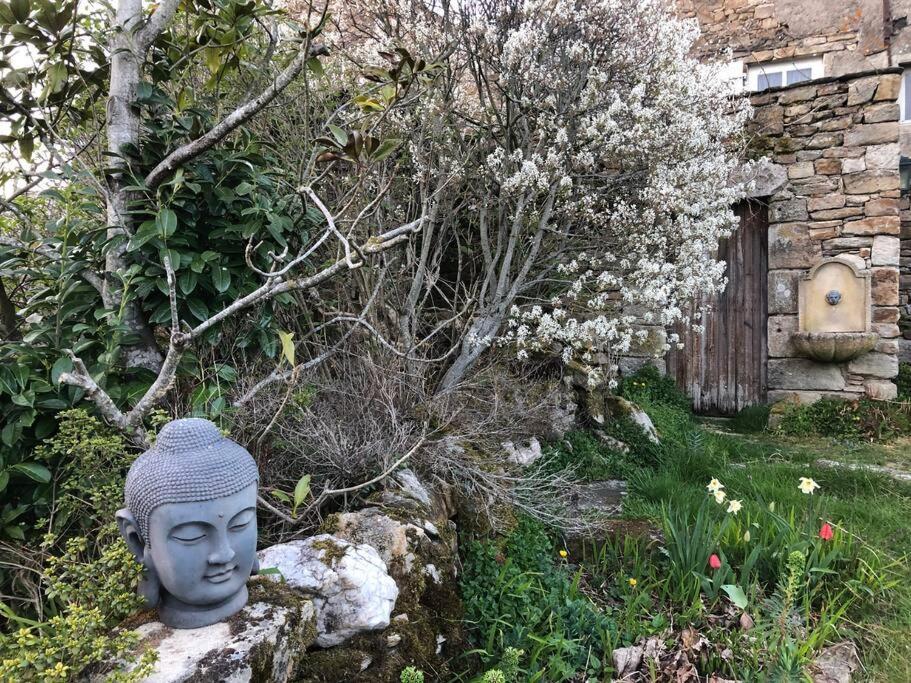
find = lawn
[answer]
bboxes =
[458,377,911,681]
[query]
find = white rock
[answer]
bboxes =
[258,535,398,648]
[502,436,543,465]
[393,468,432,507]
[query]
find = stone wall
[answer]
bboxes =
[675,0,890,76]
[750,70,902,402]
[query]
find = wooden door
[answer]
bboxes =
[666,202,768,414]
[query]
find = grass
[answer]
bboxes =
[618,404,911,681]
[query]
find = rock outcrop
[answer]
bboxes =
[84,579,316,682]
[257,535,399,647]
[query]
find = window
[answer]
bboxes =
[900,156,911,195]
[747,57,823,92]
[899,70,911,123]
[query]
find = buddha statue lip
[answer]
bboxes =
[116,418,260,629]
[205,565,237,583]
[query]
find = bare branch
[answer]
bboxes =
[144,42,329,190]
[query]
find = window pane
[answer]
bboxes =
[904,72,911,122]
[786,68,812,85]
[757,72,782,90]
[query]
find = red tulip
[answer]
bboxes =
[819,522,834,541]
[709,554,721,570]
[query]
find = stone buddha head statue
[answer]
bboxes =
[116,418,259,629]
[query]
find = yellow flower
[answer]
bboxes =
[706,478,724,494]
[798,477,820,495]
[713,489,726,504]
[727,499,742,514]
[559,549,568,559]
[628,577,637,587]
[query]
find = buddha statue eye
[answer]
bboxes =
[170,523,208,543]
[228,508,255,532]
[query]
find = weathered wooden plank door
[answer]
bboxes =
[666,201,768,414]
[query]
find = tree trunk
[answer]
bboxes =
[436,311,504,393]
[105,0,163,371]
[0,280,19,340]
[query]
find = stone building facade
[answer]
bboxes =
[640,0,911,408]
[750,71,902,402]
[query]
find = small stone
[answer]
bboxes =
[843,123,898,147]
[769,198,808,222]
[392,613,409,624]
[872,268,899,305]
[768,270,800,314]
[386,633,402,648]
[871,236,900,266]
[502,437,543,466]
[865,379,898,400]
[847,77,878,106]
[841,156,865,173]
[814,158,842,175]
[848,352,898,379]
[808,194,845,212]
[768,359,846,392]
[864,102,899,124]
[788,161,815,179]
[843,215,900,235]
[866,143,900,170]
[874,74,902,101]
[865,197,899,216]
[843,171,898,195]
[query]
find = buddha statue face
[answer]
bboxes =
[116,418,260,629]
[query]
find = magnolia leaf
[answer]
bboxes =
[293,474,311,511]
[212,266,231,293]
[156,207,177,238]
[328,124,347,146]
[10,462,51,483]
[278,330,295,367]
[721,584,748,610]
[372,138,401,162]
[306,56,324,78]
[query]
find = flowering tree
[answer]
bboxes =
[445,0,751,388]
[333,0,751,391]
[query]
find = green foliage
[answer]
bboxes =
[618,365,691,413]
[539,430,638,482]
[1,410,134,622]
[729,404,771,433]
[460,516,617,681]
[400,665,425,683]
[897,362,911,401]
[774,398,911,441]
[0,526,151,681]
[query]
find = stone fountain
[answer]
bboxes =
[792,256,877,363]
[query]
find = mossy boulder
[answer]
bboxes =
[296,471,464,682]
[86,578,316,682]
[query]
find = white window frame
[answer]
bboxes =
[899,69,911,123]
[746,57,823,92]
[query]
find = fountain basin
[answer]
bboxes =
[791,331,878,363]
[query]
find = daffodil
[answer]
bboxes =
[743,530,751,542]
[727,499,742,515]
[798,477,820,495]
[628,577,637,587]
[713,489,726,504]
[706,478,724,494]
